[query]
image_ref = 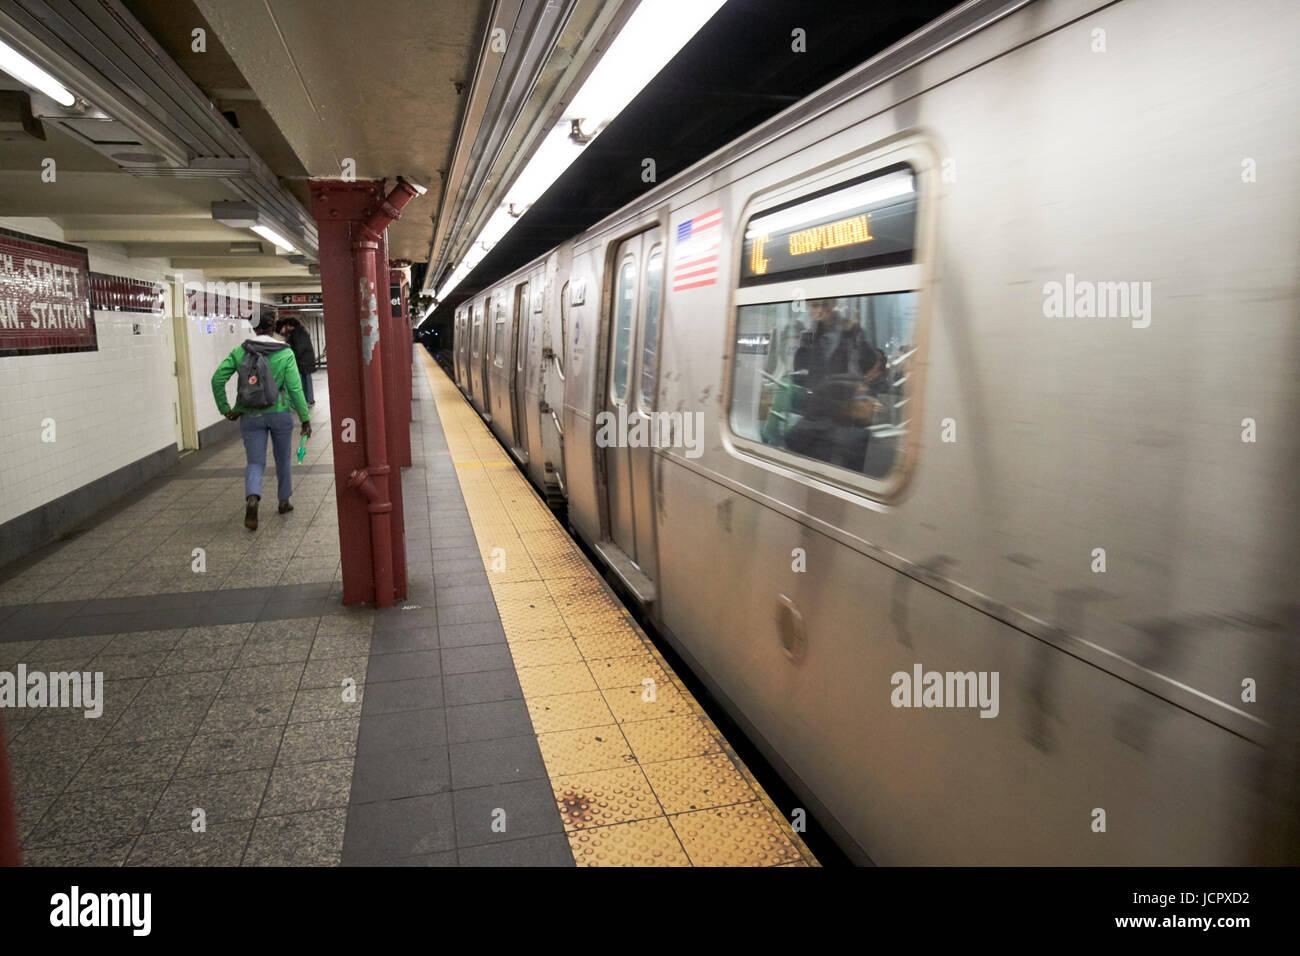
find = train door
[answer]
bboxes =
[510,281,529,458]
[601,229,663,597]
[469,306,482,405]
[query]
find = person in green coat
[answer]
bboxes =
[212,313,312,530]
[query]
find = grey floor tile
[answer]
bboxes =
[365,649,441,683]
[356,708,446,754]
[146,768,271,832]
[67,737,188,791]
[448,736,548,790]
[443,669,522,707]
[438,621,507,648]
[289,685,365,724]
[27,782,164,847]
[219,662,305,698]
[154,642,242,675]
[105,699,211,745]
[445,699,533,744]
[235,636,313,667]
[199,692,295,735]
[22,836,136,867]
[341,792,455,864]
[373,606,438,633]
[277,718,359,765]
[360,676,441,715]
[299,655,368,690]
[243,807,347,866]
[127,821,254,866]
[457,833,574,867]
[436,603,499,627]
[452,778,567,848]
[369,627,439,655]
[442,643,513,675]
[175,725,285,777]
[262,759,354,815]
[349,745,450,803]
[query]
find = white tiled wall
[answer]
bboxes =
[0,217,246,527]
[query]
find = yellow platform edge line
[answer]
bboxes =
[417,350,819,867]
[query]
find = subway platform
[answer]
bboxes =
[0,348,815,867]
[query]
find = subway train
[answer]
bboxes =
[447,0,1300,864]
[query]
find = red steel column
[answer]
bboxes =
[0,715,20,866]
[311,181,380,606]
[310,179,421,607]
[374,230,406,601]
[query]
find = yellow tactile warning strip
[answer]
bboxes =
[418,351,817,867]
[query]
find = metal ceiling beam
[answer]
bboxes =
[424,0,641,293]
[0,0,318,259]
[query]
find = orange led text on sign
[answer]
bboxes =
[787,213,873,256]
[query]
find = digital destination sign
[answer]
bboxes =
[739,165,917,286]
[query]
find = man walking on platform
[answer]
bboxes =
[277,315,318,406]
[212,313,312,530]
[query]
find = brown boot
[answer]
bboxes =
[278,499,293,514]
[245,494,260,530]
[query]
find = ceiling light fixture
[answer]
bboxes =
[435,0,727,303]
[0,37,75,108]
[250,223,297,254]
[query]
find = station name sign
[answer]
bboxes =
[0,228,96,356]
[739,164,917,287]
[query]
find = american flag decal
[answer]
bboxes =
[672,207,723,291]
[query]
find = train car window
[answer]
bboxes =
[516,283,528,372]
[739,165,915,287]
[559,282,569,373]
[493,303,506,367]
[730,291,918,481]
[611,256,636,403]
[471,310,482,358]
[637,247,664,414]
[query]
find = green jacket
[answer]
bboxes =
[212,337,311,421]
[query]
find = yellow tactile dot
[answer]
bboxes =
[619,715,723,764]
[567,817,691,867]
[551,765,661,830]
[538,725,637,776]
[572,629,646,661]
[588,655,670,690]
[527,691,617,734]
[669,803,802,866]
[602,681,690,723]
[508,638,583,668]
[516,661,598,698]
[642,753,756,814]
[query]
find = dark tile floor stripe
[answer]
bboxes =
[339,366,572,867]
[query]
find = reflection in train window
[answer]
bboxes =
[493,305,506,367]
[471,311,482,358]
[611,256,636,403]
[730,291,918,480]
[637,247,664,413]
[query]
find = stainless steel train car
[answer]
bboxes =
[448,0,1300,864]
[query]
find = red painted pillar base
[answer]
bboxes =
[0,714,21,866]
[309,180,408,607]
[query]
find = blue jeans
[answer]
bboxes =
[240,412,295,501]
[301,370,314,404]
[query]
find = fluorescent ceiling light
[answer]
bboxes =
[0,38,75,107]
[435,0,727,304]
[250,224,297,254]
[746,172,915,239]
